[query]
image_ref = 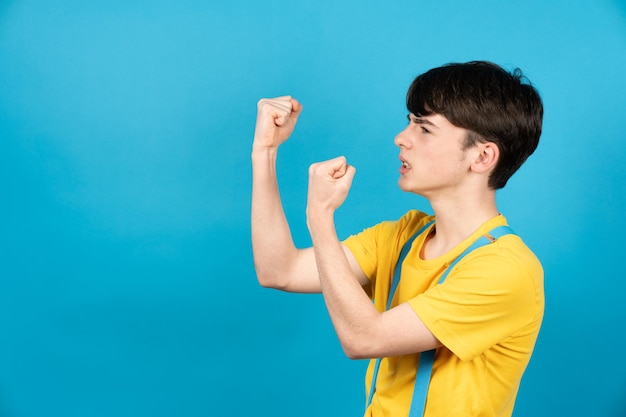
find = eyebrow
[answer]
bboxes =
[407,114,438,128]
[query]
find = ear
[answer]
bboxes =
[470,142,499,174]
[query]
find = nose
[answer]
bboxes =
[394,126,411,148]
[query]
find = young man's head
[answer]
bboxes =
[406,61,543,189]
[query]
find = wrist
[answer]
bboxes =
[306,205,335,231]
[251,145,278,161]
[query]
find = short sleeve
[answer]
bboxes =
[343,222,390,283]
[343,211,433,285]
[409,236,544,361]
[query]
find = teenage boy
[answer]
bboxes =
[251,61,544,417]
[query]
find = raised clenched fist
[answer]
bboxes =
[253,96,303,151]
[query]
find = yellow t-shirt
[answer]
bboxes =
[343,210,544,417]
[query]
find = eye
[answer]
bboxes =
[407,114,432,133]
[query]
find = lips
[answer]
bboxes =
[399,157,411,175]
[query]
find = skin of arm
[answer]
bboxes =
[251,96,363,293]
[251,96,439,359]
[306,157,441,359]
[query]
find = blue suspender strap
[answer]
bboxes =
[437,226,515,285]
[388,221,436,309]
[409,350,435,417]
[365,222,516,416]
[366,220,434,409]
[406,225,516,417]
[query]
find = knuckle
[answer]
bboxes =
[257,98,277,112]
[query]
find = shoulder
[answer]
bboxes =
[450,234,544,308]
[342,210,434,278]
[344,210,433,248]
[460,216,543,285]
[477,234,543,279]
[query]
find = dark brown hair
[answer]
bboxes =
[407,61,543,189]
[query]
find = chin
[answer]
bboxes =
[397,179,413,193]
[398,179,426,196]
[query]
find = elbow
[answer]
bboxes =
[254,263,288,290]
[257,275,286,290]
[339,334,373,360]
[344,347,366,360]
[256,275,274,289]
[255,272,281,290]
[337,316,384,360]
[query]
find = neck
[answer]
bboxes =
[422,187,499,260]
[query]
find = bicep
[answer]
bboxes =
[282,244,369,293]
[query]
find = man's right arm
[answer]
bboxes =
[251,96,369,293]
[251,96,321,293]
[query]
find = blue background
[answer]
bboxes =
[1,0,625,416]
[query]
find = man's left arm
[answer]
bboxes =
[306,157,441,359]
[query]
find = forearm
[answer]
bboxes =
[251,148,299,289]
[307,210,381,358]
